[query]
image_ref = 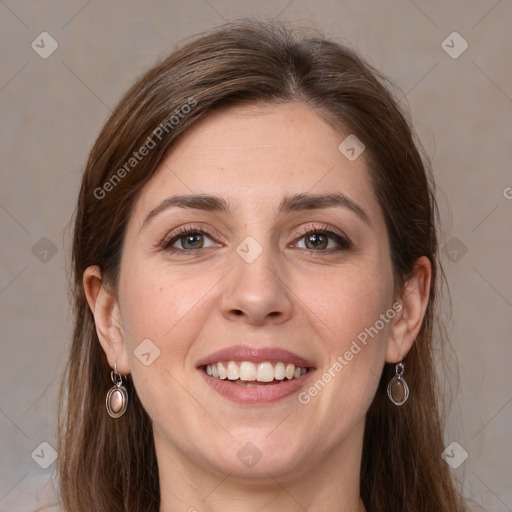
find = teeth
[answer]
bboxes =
[257,362,274,382]
[239,361,257,381]
[274,362,285,380]
[227,361,239,380]
[204,361,308,382]
[217,362,227,380]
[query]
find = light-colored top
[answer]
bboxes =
[0,472,62,512]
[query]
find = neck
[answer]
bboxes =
[156,423,367,512]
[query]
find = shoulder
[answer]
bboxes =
[0,472,62,512]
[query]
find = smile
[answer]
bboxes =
[196,344,315,403]
[204,361,308,383]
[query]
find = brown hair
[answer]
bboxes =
[58,18,470,511]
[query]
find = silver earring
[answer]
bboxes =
[387,361,409,406]
[106,363,128,418]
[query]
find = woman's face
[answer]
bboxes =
[115,102,399,480]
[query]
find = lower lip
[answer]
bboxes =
[199,369,315,404]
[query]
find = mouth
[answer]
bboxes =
[196,345,316,403]
[201,360,310,386]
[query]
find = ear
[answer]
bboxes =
[83,265,130,374]
[385,256,432,363]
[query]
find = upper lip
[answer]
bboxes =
[196,344,316,369]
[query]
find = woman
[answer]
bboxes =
[57,19,471,512]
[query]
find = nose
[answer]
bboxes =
[220,246,293,326]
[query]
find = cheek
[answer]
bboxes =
[297,265,393,350]
[296,268,393,409]
[117,265,224,389]
[117,270,217,437]
[119,264,217,350]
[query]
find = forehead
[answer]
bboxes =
[131,101,382,224]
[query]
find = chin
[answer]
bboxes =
[203,433,310,481]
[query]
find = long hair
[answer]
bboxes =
[58,18,470,511]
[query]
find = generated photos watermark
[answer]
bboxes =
[94,97,197,200]
[298,301,402,405]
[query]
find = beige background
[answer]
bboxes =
[1,0,511,510]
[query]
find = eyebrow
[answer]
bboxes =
[140,192,371,231]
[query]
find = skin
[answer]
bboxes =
[84,102,431,512]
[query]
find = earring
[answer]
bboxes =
[387,361,409,406]
[106,363,128,418]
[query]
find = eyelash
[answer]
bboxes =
[294,224,352,251]
[160,224,352,254]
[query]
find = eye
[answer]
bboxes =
[159,224,351,254]
[161,227,219,252]
[294,225,351,251]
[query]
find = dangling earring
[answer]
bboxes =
[387,361,409,406]
[106,363,128,418]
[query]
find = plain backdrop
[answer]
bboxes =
[1,1,511,510]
